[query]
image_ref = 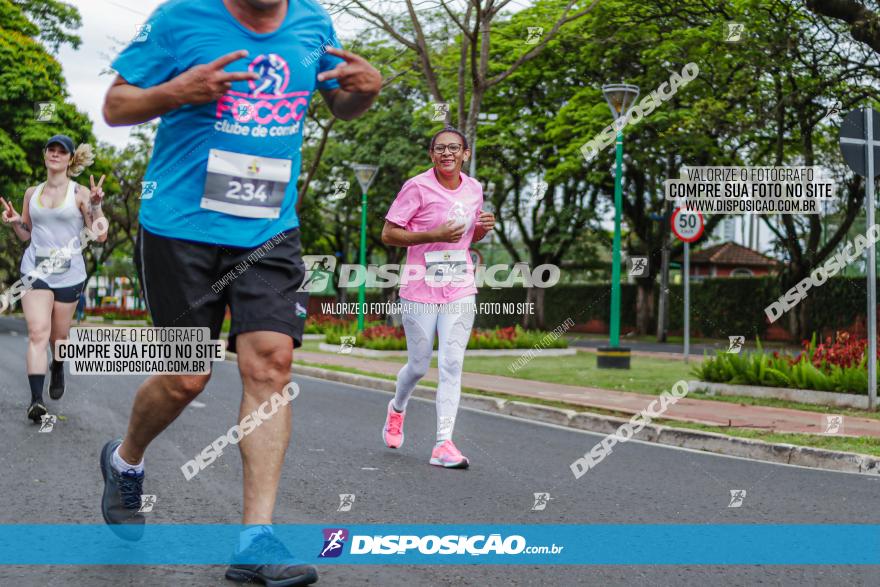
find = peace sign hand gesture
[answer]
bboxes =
[317,47,382,95]
[172,50,259,106]
[89,174,105,207]
[0,197,21,226]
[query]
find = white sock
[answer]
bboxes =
[239,525,273,551]
[112,446,144,475]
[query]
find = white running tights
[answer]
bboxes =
[392,295,476,443]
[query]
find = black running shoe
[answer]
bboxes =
[226,531,318,586]
[49,362,65,400]
[27,401,47,423]
[100,439,145,541]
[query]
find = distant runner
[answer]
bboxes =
[381,127,495,469]
[0,135,107,422]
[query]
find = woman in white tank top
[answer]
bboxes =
[0,135,108,422]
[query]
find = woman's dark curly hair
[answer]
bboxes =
[429,126,469,151]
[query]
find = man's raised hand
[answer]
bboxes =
[317,47,381,95]
[170,50,259,106]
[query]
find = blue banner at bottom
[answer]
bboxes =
[0,525,878,565]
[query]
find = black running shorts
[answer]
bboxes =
[134,226,308,353]
[27,278,86,303]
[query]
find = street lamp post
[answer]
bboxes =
[470,112,498,177]
[597,83,639,370]
[351,164,379,333]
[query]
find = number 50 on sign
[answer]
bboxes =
[671,207,704,243]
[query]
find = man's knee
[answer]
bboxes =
[239,346,292,387]
[166,374,211,401]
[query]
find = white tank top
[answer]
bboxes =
[20,181,87,288]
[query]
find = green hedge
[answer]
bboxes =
[469,276,878,338]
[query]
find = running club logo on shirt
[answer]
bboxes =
[214,53,309,137]
[446,195,479,230]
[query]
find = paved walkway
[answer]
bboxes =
[295,351,880,438]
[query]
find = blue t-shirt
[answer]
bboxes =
[112,0,343,247]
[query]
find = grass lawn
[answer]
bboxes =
[292,360,880,457]
[297,341,880,421]
[300,342,695,395]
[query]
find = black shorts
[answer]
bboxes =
[27,278,86,303]
[134,227,309,353]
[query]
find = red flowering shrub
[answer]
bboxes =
[797,331,876,370]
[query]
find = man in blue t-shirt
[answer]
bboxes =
[98,1,380,584]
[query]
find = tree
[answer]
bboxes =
[805,0,880,52]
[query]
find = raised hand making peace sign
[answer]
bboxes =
[0,196,21,226]
[89,174,106,207]
[317,47,382,95]
[170,50,260,106]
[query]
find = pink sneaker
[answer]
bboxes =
[430,440,469,469]
[383,400,405,449]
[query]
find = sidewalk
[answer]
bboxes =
[295,351,880,438]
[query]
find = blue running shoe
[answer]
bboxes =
[226,530,318,586]
[100,439,145,541]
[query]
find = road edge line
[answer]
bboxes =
[291,363,880,476]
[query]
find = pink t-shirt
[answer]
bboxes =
[385,168,484,304]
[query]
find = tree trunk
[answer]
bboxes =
[635,281,654,335]
[522,287,546,330]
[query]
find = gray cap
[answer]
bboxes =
[45,134,75,154]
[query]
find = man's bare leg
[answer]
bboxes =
[235,331,294,525]
[117,373,211,464]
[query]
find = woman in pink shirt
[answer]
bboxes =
[380,127,495,468]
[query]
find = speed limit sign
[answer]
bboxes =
[671,207,704,243]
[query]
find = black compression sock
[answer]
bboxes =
[51,360,63,374]
[28,374,45,403]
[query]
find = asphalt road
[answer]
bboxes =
[0,324,878,586]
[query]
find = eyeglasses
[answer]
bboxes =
[433,143,463,154]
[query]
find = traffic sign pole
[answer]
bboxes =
[684,242,690,363]
[840,108,880,409]
[671,207,703,363]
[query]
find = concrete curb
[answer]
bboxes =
[293,363,880,476]
[688,379,870,410]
